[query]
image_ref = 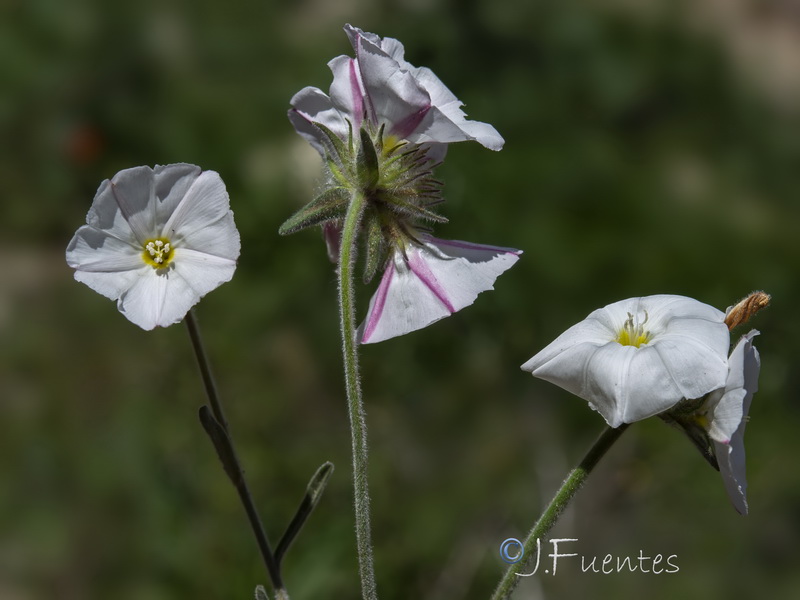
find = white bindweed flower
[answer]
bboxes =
[696,330,760,515]
[356,235,521,344]
[521,295,731,428]
[289,24,503,159]
[66,164,240,330]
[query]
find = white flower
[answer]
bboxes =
[521,295,731,428]
[289,24,503,158]
[703,330,760,515]
[356,235,521,344]
[66,164,240,330]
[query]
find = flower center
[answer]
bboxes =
[616,311,651,348]
[142,238,175,268]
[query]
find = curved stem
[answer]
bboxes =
[338,191,378,600]
[185,310,286,596]
[491,423,630,600]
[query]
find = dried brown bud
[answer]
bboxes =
[724,291,771,331]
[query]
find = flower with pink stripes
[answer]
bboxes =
[357,235,521,344]
[288,24,503,159]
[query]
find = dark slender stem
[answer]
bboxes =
[185,309,285,594]
[491,423,630,600]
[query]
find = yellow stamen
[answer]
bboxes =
[616,311,650,348]
[142,237,175,268]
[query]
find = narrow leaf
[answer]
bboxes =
[199,406,242,485]
[278,188,350,236]
[275,462,334,566]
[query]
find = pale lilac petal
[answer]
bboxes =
[289,86,350,156]
[357,236,521,344]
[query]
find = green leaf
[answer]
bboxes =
[275,462,335,566]
[278,188,350,236]
[198,406,242,485]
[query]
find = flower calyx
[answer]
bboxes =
[279,121,446,283]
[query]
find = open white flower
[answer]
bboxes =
[356,235,521,344]
[66,164,240,330]
[521,295,730,428]
[701,330,760,515]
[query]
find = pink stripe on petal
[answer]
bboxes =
[407,250,455,313]
[428,237,521,255]
[390,105,431,140]
[348,59,364,128]
[361,261,395,343]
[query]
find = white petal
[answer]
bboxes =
[66,226,146,301]
[328,55,365,131]
[105,166,157,245]
[115,250,236,330]
[178,212,240,261]
[162,170,232,241]
[522,295,730,426]
[350,29,433,139]
[357,236,521,344]
[152,164,203,232]
[289,86,350,156]
[712,330,760,515]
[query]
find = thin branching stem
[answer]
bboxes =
[185,310,287,597]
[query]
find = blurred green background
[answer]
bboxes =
[2,0,799,598]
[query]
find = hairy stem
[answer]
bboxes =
[337,191,378,600]
[491,424,629,600]
[185,310,287,597]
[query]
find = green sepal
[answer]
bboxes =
[659,412,719,471]
[278,187,350,236]
[363,209,387,283]
[380,192,448,224]
[275,462,335,567]
[312,121,351,169]
[357,127,380,188]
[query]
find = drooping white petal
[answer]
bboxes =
[712,330,760,515]
[288,86,350,156]
[357,236,521,344]
[522,295,730,427]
